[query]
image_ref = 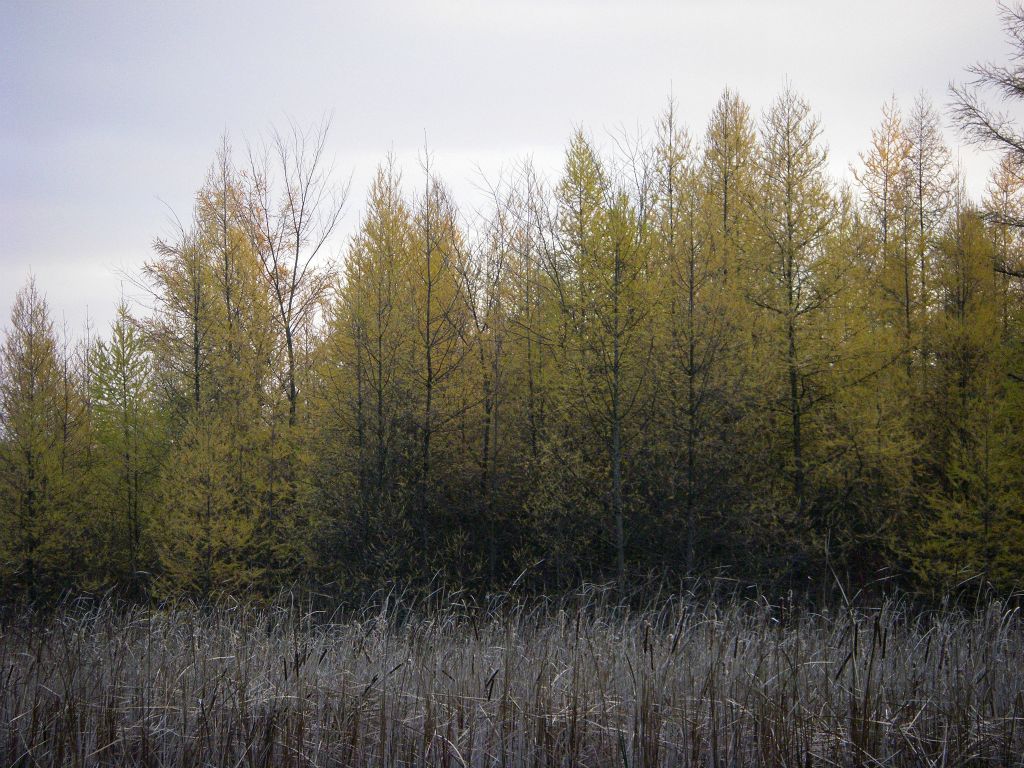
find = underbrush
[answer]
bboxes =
[2,587,1022,766]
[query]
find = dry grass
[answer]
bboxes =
[2,587,1022,767]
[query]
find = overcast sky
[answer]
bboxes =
[0,0,1008,334]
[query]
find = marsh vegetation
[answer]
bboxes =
[3,588,1022,767]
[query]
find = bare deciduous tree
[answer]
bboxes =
[242,118,349,426]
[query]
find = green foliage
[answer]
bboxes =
[0,279,93,599]
[87,302,161,593]
[911,210,1024,592]
[2,85,1023,603]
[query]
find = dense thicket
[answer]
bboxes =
[2,81,1023,602]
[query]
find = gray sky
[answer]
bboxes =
[0,0,1007,335]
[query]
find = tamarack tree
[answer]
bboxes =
[3,53,1024,599]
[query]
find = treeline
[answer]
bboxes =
[2,86,1022,602]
